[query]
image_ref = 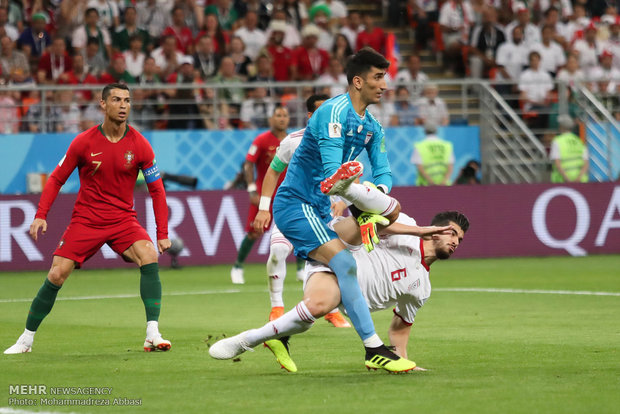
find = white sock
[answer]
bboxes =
[20,329,35,344]
[267,242,290,308]
[146,321,159,338]
[362,333,384,348]
[244,301,315,348]
[342,183,397,215]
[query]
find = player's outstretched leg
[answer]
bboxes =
[140,263,171,352]
[264,336,297,372]
[320,161,363,196]
[340,181,399,217]
[4,278,62,355]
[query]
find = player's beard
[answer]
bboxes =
[436,244,452,260]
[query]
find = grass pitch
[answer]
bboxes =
[1,256,619,414]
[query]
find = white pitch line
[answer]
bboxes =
[434,287,620,297]
[1,287,619,304]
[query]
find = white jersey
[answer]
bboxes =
[275,128,305,165]
[305,213,431,324]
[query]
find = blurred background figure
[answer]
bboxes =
[411,119,454,186]
[550,115,589,183]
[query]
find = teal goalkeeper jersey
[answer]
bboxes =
[276,93,392,217]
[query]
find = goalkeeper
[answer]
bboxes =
[209,210,468,372]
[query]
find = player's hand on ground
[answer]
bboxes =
[358,213,390,252]
[253,210,271,234]
[249,192,259,206]
[331,200,348,217]
[157,239,172,254]
[29,218,47,241]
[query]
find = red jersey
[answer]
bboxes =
[266,45,292,81]
[36,125,168,239]
[291,47,330,80]
[356,28,386,54]
[245,130,285,193]
[162,26,194,54]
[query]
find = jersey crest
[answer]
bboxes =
[124,150,135,168]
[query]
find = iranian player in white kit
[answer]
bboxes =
[210,210,469,372]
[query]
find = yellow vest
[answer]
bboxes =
[551,133,588,183]
[414,139,453,186]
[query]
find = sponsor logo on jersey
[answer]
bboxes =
[328,122,342,138]
[346,129,354,136]
[90,152,103,157]
[364,131,373,144]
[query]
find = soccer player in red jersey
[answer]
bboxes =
[230,106,290,284]
[4,83,172,355]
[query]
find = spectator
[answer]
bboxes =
[84,37,107,77]
[52,90,81,133]
[151,35,184,79]
[556,53,585,90]
[197,12,230,55]
[80,90,104,130]
[368,93,397,126]
[589,49,620,94]
[331,33,353,66]
[606,17,620,70]
[112,6,150,54]
[57,53,98,103]
[505,3,541,47]
[0,34,30,81]
[3,0,24,32]
[193,34,221,79]
[58,0,88,40]
[571,22,604,73]
[339,11,363,52]
[123,35,146,78]
[395,54,429,98]
[265,8,300,49]
[242,0,270,30]
[309,5,334,51]
[455,160,481,184]
[313,0,347,28]
[0,6,18,41]
[496,25,530,88]
[176,0,204,34]
[86,0,119,32]
[438,0,474,75]
[162,6,194,54]
[234,10,266,60]
[412,119,454,186]
[550,115,589,183]
[136,56,164,119]
[205,0,238,31]
[72,8,112,64]
[291,24,329,81]
[210,55,244,107]
[407,0,440,51]
[538,0,573,21]
[316,56,347,97]
[129,87,156,131]
[416,84,449,126]
[468,6,506,79]
[356,12,386,53]
[239,86,275,129]
[23,92,55,133]
[518,50,554,130]
[531,24,566,77]
[136,0,171,40]
[166,55,202,129]
[228,35,252,79]
[263,20,293,82]
[37,37,72,84]
[541,6,570,49]
[393,86,419,126]
[283,0,309,30]
[248,54,276,98]
[0,85,19,133]
[99,53,136,84]
[17,12,51,63]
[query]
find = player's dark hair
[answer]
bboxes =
[306,94,329,113]
[431,211,470,233]
[345,47,389,84]
[102,83,130,101]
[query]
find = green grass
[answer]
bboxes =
[1,256,619,413]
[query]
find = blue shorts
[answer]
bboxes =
[273,195,338,260]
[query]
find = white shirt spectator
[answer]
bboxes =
[496,41,529,80]
[340,25,363,50]
[556,67,585,89]
[518,67,554,105]
[395,69,429,98]
[368,101,396,127]
[439,0,475,43]
[266,21,301,49]
[416,96,449,126]
[588,65,620,93]
[316,72,348,97]
[530,41,566,74]
[72,25,112,49]
[315,0,348,19]
[1,22,18,41]
[572,39,604,72]
[150,47,183,73]
[505,22,541,47]
[538,0,573,19]
[136,0,172,39]
[234,26,267,60]
[87,0,119,30]
[240,99,275,129]
[123,50,145,78]
[317,28,334,51]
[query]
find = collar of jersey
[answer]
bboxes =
[98,124,129,141]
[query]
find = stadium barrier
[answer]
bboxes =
[1,182,618,271]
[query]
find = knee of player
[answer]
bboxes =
[269,243,290,263]
[386,200,401,223]
[303,297,332,319]
[141,249,159,266]
[47,268,69,286]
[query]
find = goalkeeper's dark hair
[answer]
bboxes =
[431,211,470,233]
[345,47,389,84]
[306,94,330,113]
[102,83,130,101]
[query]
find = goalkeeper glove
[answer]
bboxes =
[358,212,390,252]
